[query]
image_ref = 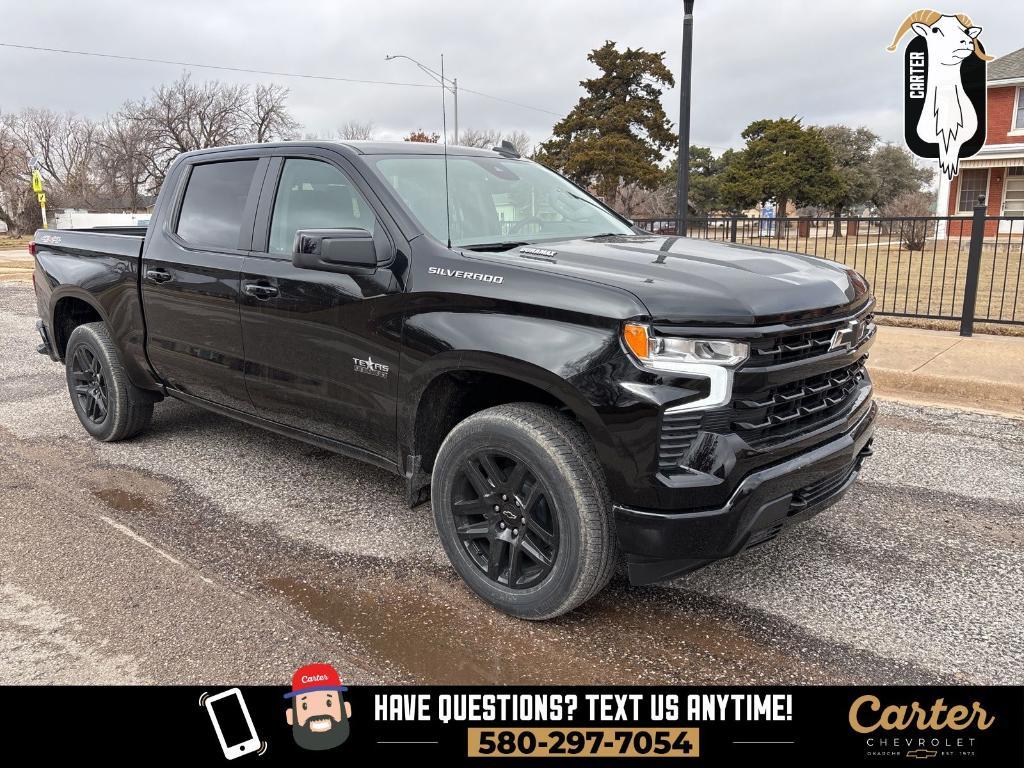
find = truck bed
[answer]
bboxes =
[32,226,152,389]
[35,227,146,260]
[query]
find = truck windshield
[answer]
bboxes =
[369,155,635,248]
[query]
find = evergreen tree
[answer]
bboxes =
[719,117,837,220]
[540,41,676,202]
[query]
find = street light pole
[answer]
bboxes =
[676,0,695,236]
[385,54,459,144]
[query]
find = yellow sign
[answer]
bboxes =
[31,170,43,194]
[37,192,46,206]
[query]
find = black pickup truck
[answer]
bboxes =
[31,140,876,619]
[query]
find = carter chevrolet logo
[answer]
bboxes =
[829,320,865,352]
[353,356,389,378]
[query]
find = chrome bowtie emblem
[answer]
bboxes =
[829,320,863,352]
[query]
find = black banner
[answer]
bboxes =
[6,686,1022,764]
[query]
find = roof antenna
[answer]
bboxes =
[441,53,453,250]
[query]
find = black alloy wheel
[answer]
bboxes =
[432,402,616,619]
[64,322,154,442]
[449,450,559,590]
[70,344,108,424]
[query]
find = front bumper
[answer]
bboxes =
[616,399,877,585]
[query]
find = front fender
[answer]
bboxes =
[398,307,666,503]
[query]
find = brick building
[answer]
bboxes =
[936,46,1024,237]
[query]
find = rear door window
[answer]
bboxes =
[176,160,259,250]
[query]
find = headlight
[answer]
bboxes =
[623,323,748,370]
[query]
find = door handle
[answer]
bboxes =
[145,268,172,283]
[242,282,279,299]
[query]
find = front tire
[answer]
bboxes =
[65,322,153,442]
[431,403,616,620]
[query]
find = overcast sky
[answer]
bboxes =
[1,1,1020,154]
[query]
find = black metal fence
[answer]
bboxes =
[634,203,1024,335]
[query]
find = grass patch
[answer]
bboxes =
[0,235,34,250]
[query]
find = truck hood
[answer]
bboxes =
[478,234,868,325]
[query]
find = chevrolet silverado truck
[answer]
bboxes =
[31,140,876,619]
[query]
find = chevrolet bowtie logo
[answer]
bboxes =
[829,319,864,352]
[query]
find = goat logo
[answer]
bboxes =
[887,10,992,179]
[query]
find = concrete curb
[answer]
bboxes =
[870,365,1024,417]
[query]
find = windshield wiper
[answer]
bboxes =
[462,241,530,252]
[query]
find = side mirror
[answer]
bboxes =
[291,229,376,275]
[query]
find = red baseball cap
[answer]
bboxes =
[284,663,348,699]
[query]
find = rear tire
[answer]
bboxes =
[65,322,153,442]
[431,403,616,620]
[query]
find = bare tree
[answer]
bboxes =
[0,115,30,234]
[96,109,155,212]
[0,75,304,222]
[603,179,675,219]
[881,190,938,251]
[124,74,301,189]
[9,108,101,208]
[502,130,532,156]
[458,128,532,155]
[336,120,376,140]
[244,83,301,143]
[458,128,501,148]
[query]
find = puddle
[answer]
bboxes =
[265,566,880,685]
[92,488,158,514]
[266,572,650,685]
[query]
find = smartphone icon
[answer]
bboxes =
[205,688,262,760]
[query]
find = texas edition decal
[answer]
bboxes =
[887,9,992,179]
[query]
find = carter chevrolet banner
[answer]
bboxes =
[6,685,1022,763]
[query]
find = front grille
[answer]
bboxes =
[657,412,702,470]
[711,358,868,447]
[749,312,874,365]
[657,307,875,470]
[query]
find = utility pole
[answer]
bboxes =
[676,0,695,236]
[386,54,459,144]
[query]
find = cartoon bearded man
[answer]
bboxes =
[284,663,352,751]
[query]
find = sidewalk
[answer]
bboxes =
[869,325,1024,417]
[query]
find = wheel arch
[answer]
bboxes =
[50,290,107,359]
[47,285,159,391]
[402,351,613,506]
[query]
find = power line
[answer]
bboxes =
[456,85,562,117]
[0,41,435,88]
[0,41,563,116]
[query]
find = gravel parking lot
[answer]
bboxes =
[1,279,1022,686]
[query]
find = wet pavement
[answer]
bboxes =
[1,280,1022,685]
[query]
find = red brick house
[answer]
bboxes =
[937,46,1024,236]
